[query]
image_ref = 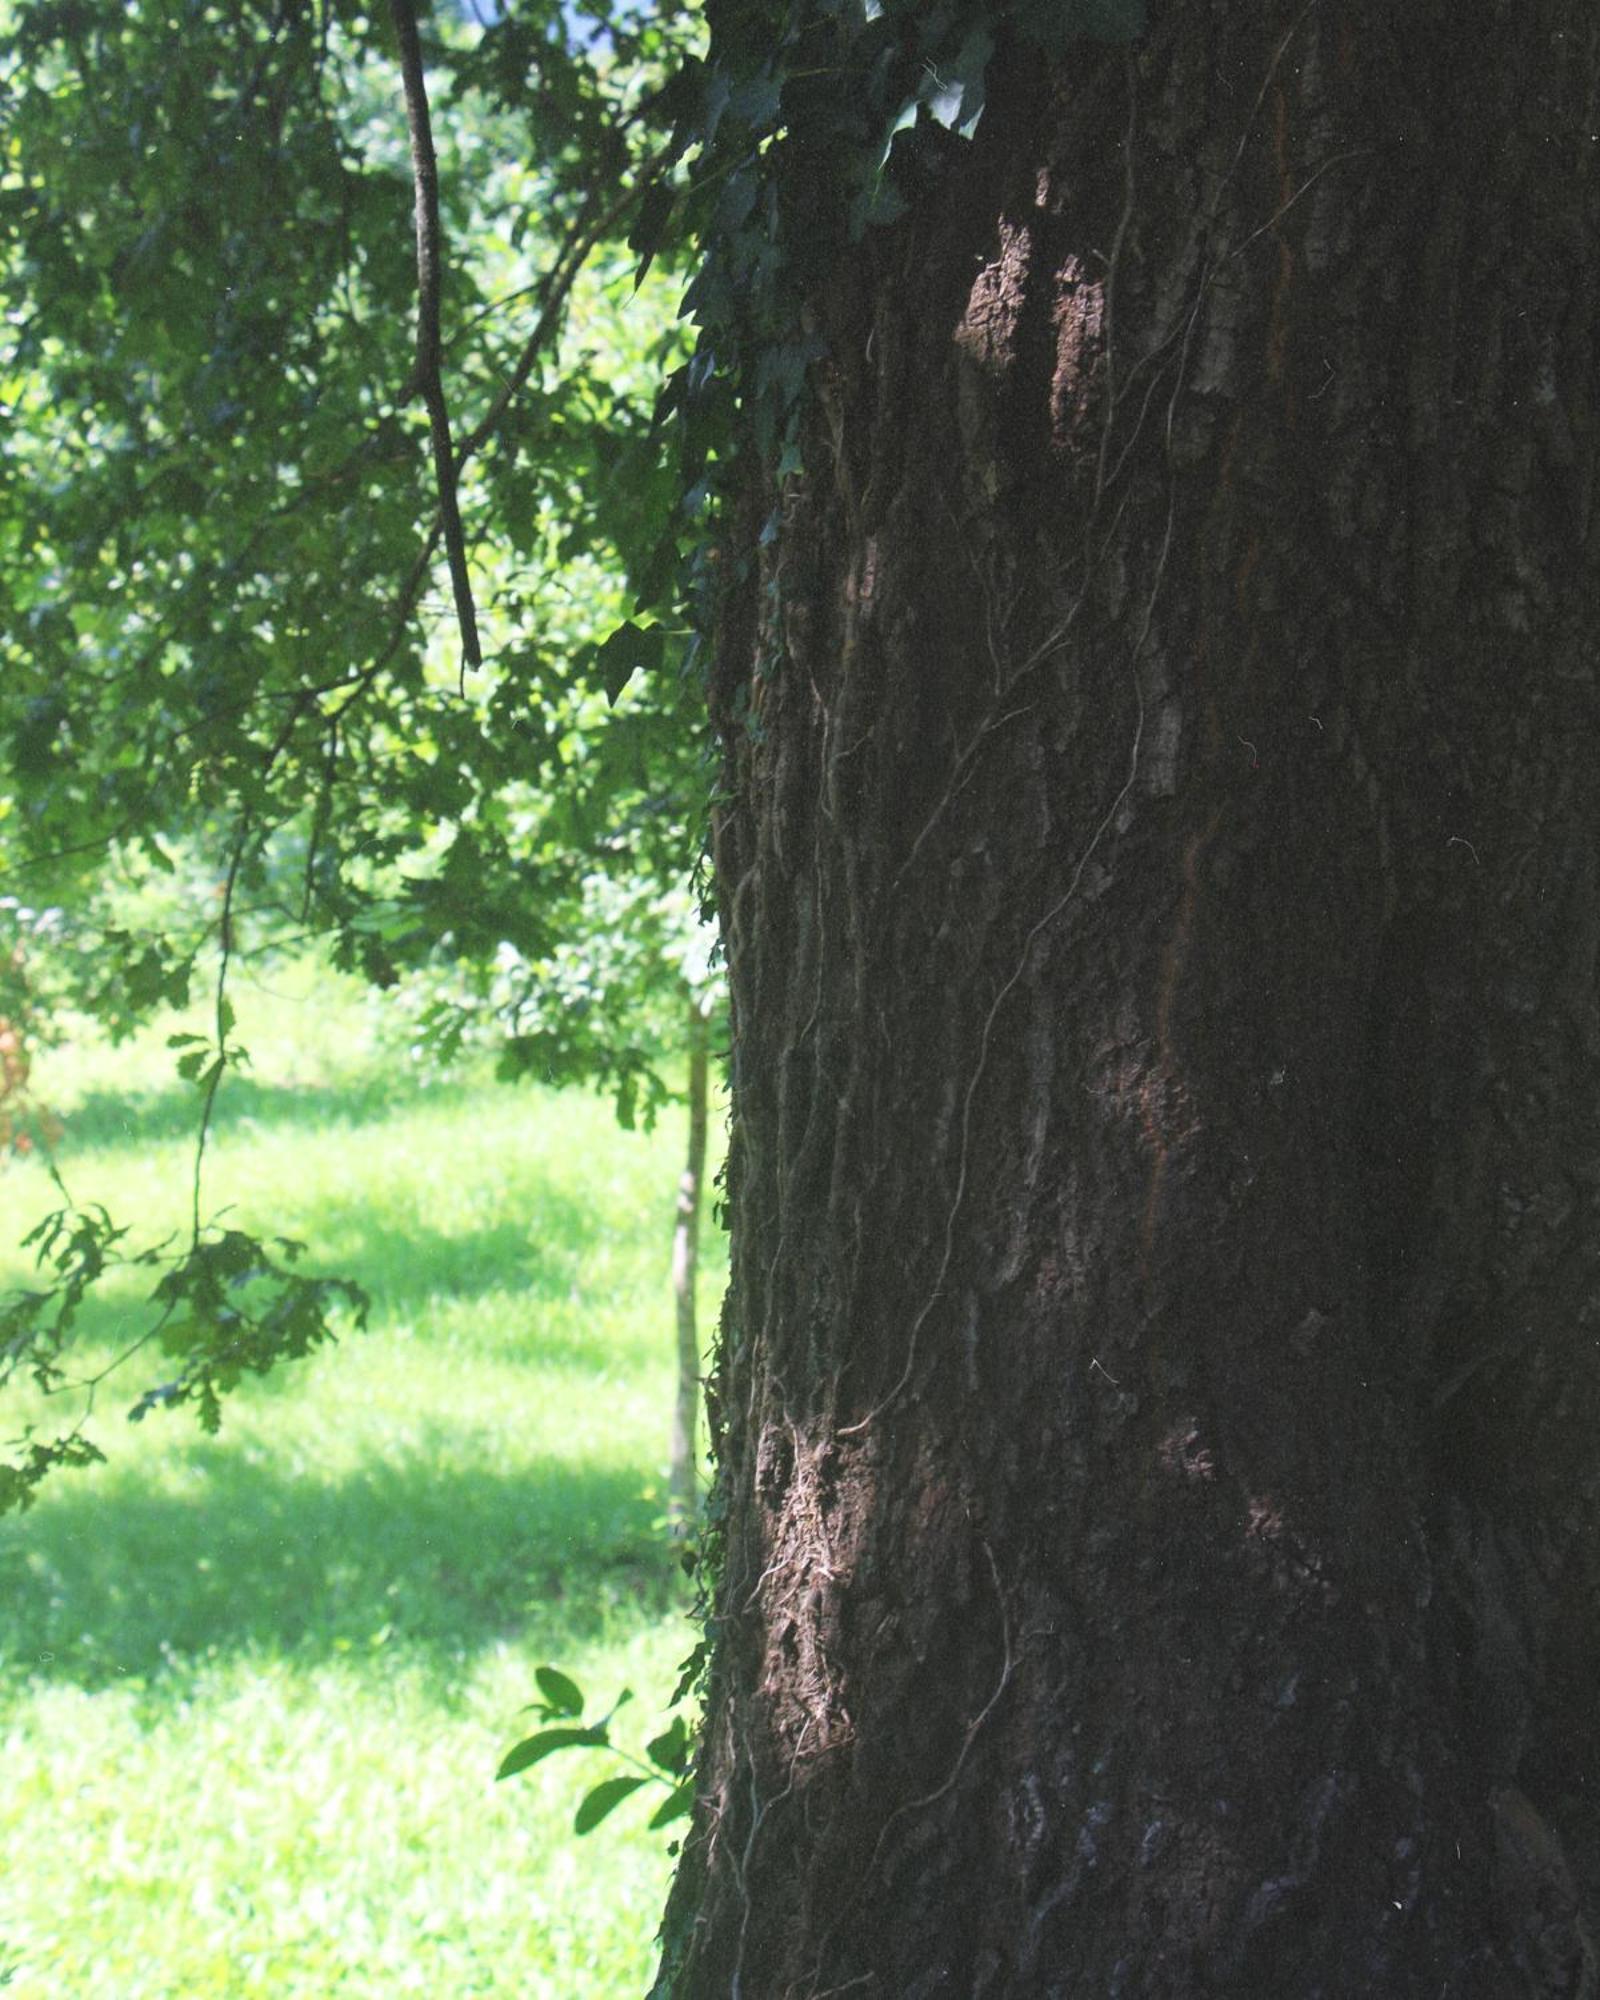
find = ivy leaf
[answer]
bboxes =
[573,1774,649,1834]
[670,1640,709,1708]
[712,167,760,236]
[646,1715,691,1774]
[587,621,665,705]
[926,25,992,138]
[628,178,676,287]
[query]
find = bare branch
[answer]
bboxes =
[389,0,482,676]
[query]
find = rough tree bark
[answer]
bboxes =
[660,5,1600,1994]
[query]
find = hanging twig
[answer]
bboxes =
[192,819,249,1246]
[389,0,482,679]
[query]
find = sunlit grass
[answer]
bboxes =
[0,956,722,1997]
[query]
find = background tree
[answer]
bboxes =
[398,867,723,1534]
[0,0,710,1491]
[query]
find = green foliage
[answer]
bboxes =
[0,1427,105,1520]
[498,1661,697,1836]
[0,0,717,1462]
[536,1662,586,1715]
[133,1230,369,1436]
[0,0,1150,1009]
[0,1020,369,1506]
[587,620,670,706]
[0,0,706,972]
[1,1195,133,1397]
[652,0,1148,529]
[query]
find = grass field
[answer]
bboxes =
[0,957,721,1997]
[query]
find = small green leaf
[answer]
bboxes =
[648,1783,695,1830]
[628,178,675,287]
[670,1641,709,1708]
[574,1775,648,1834]
[589,622,665,705]
[535,1664,585,1717]
[495,1724,606,1781]
[646,1715,690,1775]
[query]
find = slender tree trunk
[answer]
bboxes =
[669,992,710,1541]
[661,4,1600,1993]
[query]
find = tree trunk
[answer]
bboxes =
[661,6,1600,1994]
[670,990,711,1540]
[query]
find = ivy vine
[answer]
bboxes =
[637,0,1146,587]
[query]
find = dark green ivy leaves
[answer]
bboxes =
[584,621,668,706]
[666,0,1150,528]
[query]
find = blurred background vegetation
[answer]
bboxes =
[0,0,739,1984]
[0,952,725,1995]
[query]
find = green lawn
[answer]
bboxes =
[0,958,720,1997]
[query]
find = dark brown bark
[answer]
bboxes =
[670,992,711,1540]
[661,5,1600,1994]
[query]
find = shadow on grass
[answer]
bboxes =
[13,1064,656,1343]
[303,1210,592,1319]
[57,1067,483,1155]
[6,1177,619,1369]
[0,1443,680,1696]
